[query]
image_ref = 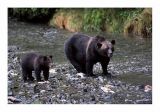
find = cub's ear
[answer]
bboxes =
[111,40,115,45]
[43,56,47,61]
[96,43,102,49]
[49,55,53,59]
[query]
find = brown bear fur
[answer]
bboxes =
[64,33,115,77]
[21,53,52,82]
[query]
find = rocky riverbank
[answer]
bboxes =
[8,46,152,104]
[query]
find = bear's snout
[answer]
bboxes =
[108,49,113,57]
[108,53,113,58]
[49,63,54,68]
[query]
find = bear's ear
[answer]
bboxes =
[96,43,102,49]
[49,55,53,59]
[111,40,115,45]
[43,56,47,61]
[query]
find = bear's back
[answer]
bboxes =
[21,53,39,69]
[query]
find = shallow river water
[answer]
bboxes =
[8,19,152,84]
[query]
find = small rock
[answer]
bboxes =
[8,96,21,103]
[83,88,88,92]
[91,95,96,101]
[61,67,66,72]
[8,64,14,71]
[144,85,152,92]
[32,94,39,99]
[77,73,85,79]
[8,45,19,52]
[8,80,12,86]
[29,83,36,87]
[66,73,71,79]
[97,76,104,83]
[18,92,24,95]
[8,71,18,77]
[125,99,133,104]
[44,81,50,83]
[104,95,112,102]
[138,85,145,89]
[8,100,13,104]
[101,85,115,94]
[49,69,57,74]
[136,99,152,104]
[46,85,53,91]
[34,85,40,93]
[38,81,46,84]
[8,91,13,96]
[40,90,46,94]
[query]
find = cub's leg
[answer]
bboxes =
[28,71,34,81]
[35,68,42,82]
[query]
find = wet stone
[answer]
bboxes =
[8,96,22,104]
[8,45,20,52]
[125,99,133,104]
[136,99,152,104]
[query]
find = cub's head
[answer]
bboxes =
[95,36,115,58]
[43,55,53,68]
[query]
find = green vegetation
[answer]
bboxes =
[49,8,145,33]
[8,8,55,23]
[51,8,152,37]
[82,8,143,33]
[83,9,107,32]
[8,8,152,37]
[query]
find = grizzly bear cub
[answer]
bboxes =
[21,53,52,82]
[64,33,115,77]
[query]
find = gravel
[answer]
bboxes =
[8,48,152,104]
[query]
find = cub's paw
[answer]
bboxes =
[104,73,112,78]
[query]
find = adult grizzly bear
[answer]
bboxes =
[21,53,52,82]
[64,33,115,77]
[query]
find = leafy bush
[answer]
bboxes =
[83,9,106,32]
[8,8,55,23]
[82,8,143,33]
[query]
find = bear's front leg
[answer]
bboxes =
[35,68,42,82]
[101,61,112,78]
[43,69,49,81]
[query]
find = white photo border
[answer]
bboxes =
[0,0,159,112]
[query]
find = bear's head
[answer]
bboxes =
[43,55,53,68]
[95,36,115,58]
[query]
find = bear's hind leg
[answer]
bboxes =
[86,61,95,76]
[22,69,28,82]
[70,60,83,73]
